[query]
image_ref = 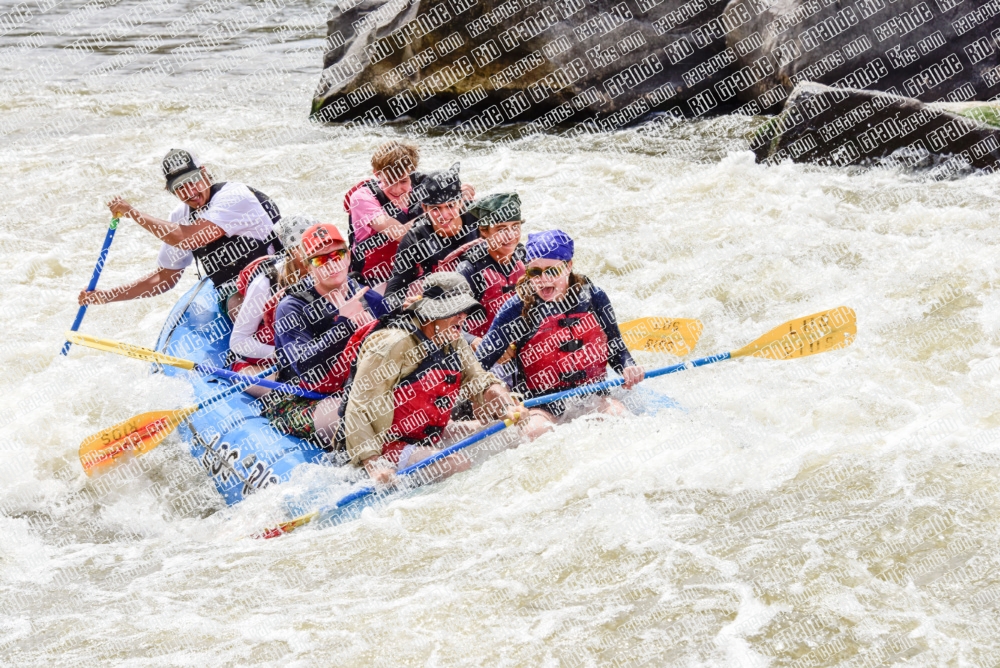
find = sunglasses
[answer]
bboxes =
[309,249,348,267]
[525,263,567,279]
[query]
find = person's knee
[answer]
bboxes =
[313,397,342,434]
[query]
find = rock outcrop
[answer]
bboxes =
[750,82,1000,171]
[311,0,749,132]
[311,0,1000,143]
[722,0,1000,113]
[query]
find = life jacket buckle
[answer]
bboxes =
[559,370,588,384]
[433,395,453,411]
[557,316,581,328]
[558,338,584,353]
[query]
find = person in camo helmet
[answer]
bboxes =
[341,272,524,485]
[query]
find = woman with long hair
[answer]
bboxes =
[475,230,645,439]
[228,215,314,397]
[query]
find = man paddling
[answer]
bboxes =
[382,164,480,313]
[78,149,282,316]
[342,272,523,484]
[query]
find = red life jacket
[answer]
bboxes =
[343,179,418,285]
[435,240,525,336]
[384,321,464,453]
[516,292,609,394]
[234,256,280,351]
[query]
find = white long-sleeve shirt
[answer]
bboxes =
[230,272,276,360]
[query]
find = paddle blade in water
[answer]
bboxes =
[79,406,197,475]
[732,306,857,361]
[254,511,319,540]
[65,331,197,370]
[620,317,703,356]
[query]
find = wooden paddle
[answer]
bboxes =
[66,331,199,369]
[525,306,857,407]
[257,306,856,538]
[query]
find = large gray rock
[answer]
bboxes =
[311,0,750,131]
[311,0,1000,134]
[721,0,1000,113]
[750,82,1000,171]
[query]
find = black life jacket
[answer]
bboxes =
[274,279,378,386]
[190,182,283,288]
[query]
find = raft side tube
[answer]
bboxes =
[154,280,327,505]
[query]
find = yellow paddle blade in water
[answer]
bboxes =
[620,317,704,356]
[254,511,319,540]
[79,406,198,475]
[65,331,197,370]
[732,306,857,360]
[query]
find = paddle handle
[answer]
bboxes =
[330,419,513,510]
[61,218,119,356]
[198,364,326,400]
[522,351,732,408]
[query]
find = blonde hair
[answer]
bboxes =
[372,141,419,183]
[277,252,309,289]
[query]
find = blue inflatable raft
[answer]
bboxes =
[155,279,327,505]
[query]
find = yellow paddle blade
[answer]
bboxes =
[732,306,857,361]
[254,511,319,540]
[79,406,198,475]
[65,331,196,370]
[620,317,704,356]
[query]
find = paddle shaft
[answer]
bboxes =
[195,365,278,410]
[331,420,512,510]
[196,364,326,400]
[522,352,732,408]
[61,218,118,356]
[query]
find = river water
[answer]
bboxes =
[4,1,1000,666]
